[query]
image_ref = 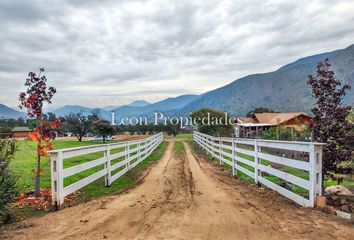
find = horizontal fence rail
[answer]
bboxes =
[49,132,163,209]
[193,131,324,207]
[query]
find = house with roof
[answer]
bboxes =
[12,126,32,138]
[234,112,312,139]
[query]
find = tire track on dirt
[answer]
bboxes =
[1,139,353,240]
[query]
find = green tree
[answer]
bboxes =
[47,112,57,122]
[165,123,180,136]
[93,119,116,143]
[191,108,233,137]
[64,111,100,141]
[246,107,278,117]
[0,140,18,223]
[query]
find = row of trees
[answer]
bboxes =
[191,108,234,137]
[63,111,182,142]
[0,113,58,135]
[1,111,184,142]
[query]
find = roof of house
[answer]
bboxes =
[237,117,256,123]
[254,112,309,125]
[236,112,311,125]
[12,126,32,132]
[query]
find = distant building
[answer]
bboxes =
[12,126,32,138]
[234,112,312,139]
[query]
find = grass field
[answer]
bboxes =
[174,141,185,158]
[175,133,192,139]
[189,141,354,196]
[11,139,168,200]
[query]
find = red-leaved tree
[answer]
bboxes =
[307,59,353,180]
[19,68,64,196]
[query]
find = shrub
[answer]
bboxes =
[191,108,234,137]
[0,140,18,223]
[261,125,311,141]
[307,59,353,179]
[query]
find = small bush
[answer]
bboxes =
[0,140,18,223]
[261,125,311,141]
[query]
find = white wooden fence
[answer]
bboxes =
[49,133,163,209]
[193,131,324,207]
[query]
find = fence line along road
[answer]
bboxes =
[193,131,324,207]
[49,132,164,210]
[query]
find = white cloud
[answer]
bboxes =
[0,0,354,108]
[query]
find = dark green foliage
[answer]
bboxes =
[246,107,278,117]
[262,126,311,141]
[164,123,180,137]
[63,110,101,141]
[114,123,180,136]
[0,117,27,129]
[42,112,57,122]
[0,127,12,139]
[93,119,116,143]
[0,140,18,223]
[191,108,233,137]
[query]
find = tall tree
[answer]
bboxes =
[307,59,353,180]
[19,68,63,196]
[64,111,99,141]
[47,112,57,122]
[165,123,180,137]
[93,119,115,143]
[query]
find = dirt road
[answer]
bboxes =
[1,140,353,240]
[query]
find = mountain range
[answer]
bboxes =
[0,104,26,119]
[103,100,151,111]
[175,44,354,116]
[52,94,199,122]
[1,44,354,120]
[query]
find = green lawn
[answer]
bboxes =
[175,133,192,139]
[189,141,354,197]
[11,140,168,201]
[174,141,185,158]
[324,174,354,191]
[11,140,102,192]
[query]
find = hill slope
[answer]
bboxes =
[128,100,150,107]
[0,104,26,119]
[112,94,199,121]
[178,44,354,116]
[52,95,199,121]
[53,105,111,120]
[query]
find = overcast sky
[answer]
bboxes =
[1,0,354,109]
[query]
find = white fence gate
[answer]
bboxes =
[50,133,163,209]
[193,131,324,207]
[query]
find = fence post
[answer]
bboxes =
[254,140,259,185]
[126,142,130,170]
[138,140,141,163]
[104,145,111,187]
[309,144,323,207]
[232,139,236,176]
[51,151,64,210]
[315,145,323,196]
[219,137,223,165]
[207,136,210,154]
